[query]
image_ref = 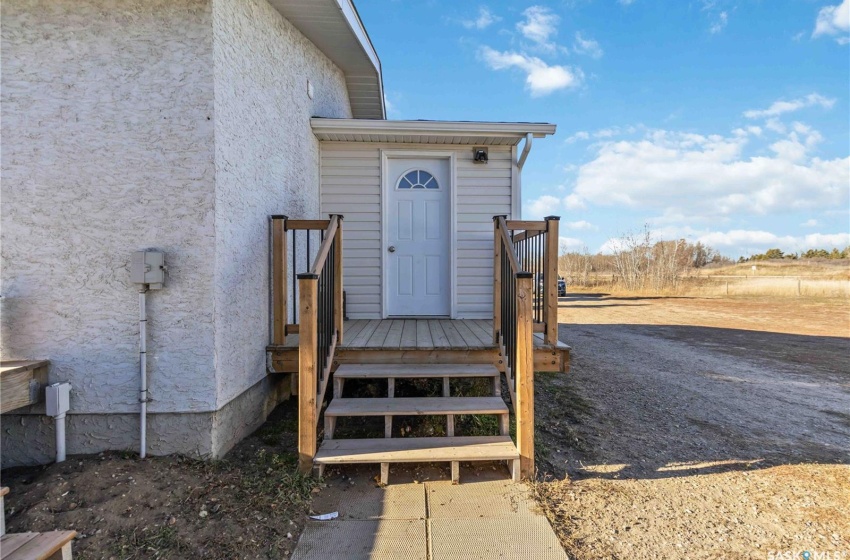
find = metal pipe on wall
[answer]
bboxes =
[139,288,148,459]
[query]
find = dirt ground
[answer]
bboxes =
[0,406,315,559]
[533,293,850,560]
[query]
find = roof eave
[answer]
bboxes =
[310,118,557,140]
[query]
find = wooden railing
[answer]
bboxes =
[495,216,560,346]
[493,216,535,478]
[270,215,343,473]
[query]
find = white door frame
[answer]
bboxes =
[381,150,457,319]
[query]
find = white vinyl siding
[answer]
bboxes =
[320,143,515,319]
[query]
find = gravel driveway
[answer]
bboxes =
[533,294,850,559]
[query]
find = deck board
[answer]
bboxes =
[274,320,567,353]
[415,321,433,348]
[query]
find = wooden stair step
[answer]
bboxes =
[1,531,77,560]
[333,363,499,379]
[314,436,518,464]
[325,397,508,417]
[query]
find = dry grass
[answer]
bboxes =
[698,259,850,279]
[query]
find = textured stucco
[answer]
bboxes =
[211,0,351,408]
[1,0,217,414]
[1,0,352,466]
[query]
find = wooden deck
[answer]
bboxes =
[267,319,570,376]
[343,319,495,349]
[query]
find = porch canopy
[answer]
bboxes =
[310,118,556,146]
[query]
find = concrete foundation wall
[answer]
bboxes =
[0,374,291,467]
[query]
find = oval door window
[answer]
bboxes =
[397,169,439,189]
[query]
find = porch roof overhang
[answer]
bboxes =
[269,0,385,119]
[311,118,557,146]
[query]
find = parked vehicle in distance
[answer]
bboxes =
[558,277,567,297]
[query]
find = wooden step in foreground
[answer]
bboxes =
[333,363,500,379]
[314,436,520,484]
[1,531,77,560]
[325,396,508,417]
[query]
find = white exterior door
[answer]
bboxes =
[386,157,451,317]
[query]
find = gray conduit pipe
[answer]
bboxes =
[139,288,148,459]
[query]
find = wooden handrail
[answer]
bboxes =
[271,216,288,346]
[296,215,344,474]
[505,220,546,231]
[496,217,522,273]
[309,215,339,275]
[286,219,331,231]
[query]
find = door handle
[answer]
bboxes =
[388,246,396,253]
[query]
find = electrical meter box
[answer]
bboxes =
[46,382,71,417]
[131,250,166,289]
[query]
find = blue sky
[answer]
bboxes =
[356,0,850,257]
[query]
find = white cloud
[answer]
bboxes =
[525,194,561,219]
[565,131,590,143]
[565,220,597,230]
[563,193,587,210]
[696,230,850,252]
[801,218,820,227]
[565,126,638,144]
[573,32,603,58]
[619,0,637,5]
[479,47,582,96]
[813,0,850,42]
[743,93,836,119]
[598,227,850,256]
[571,128,849,219]
[462,7,500,30]
[384,93,401,119]
[709,11,729,34]
[517,6,560,51]
[559,236,586,252]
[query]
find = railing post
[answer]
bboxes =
[297,273,318,473]
[543,216,560,346]
[515,272,535,478]
[333,215,344,344]
[493,216,505,343]
[271,215,288,345]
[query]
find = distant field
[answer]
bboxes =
[696,258,850,279]
[563,258,850,298]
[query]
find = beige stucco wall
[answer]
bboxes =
[211,0,351,409]
[0,0,352,465]
[1,0,218,416]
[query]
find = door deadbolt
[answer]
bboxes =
[388,246,396,252]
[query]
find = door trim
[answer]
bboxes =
[380,150,457,319]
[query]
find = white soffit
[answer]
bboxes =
[311,119,557,146]
[269,0,385,119]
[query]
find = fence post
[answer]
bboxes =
[297,274,318,473]
[334,216,344,343]
[543,216,560,346]
[516,272,535,478]
[271,215,288,345]
[493,216,505,344]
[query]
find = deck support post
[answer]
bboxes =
[516,274,535,478]
[297,274,318,473]
[543,216,560,346]
[492,216,506,344]
[271,216,288,346]
[333,215,344,344]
